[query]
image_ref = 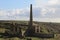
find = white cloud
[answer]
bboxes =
[34,0,47,7]
[0,8,30,20]
[41,8,48,16]
[0,9,28,16]
[7,9,24,15]
[48,0,60,5]
[49,8,56,13]
[35,0,60,6]
[35,0,59,17]
[41,8,56,16]
[34,18,60,23]
[0,0,60,22]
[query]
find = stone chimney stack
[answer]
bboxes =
[29,4,33,28]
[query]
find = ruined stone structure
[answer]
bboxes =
[0,4,54,38]
[24,4,41,36]
[28,4,41,34]
[24,4,33,36]
[33,23,40,33]
[25,4,54,38]
[7,23,22,37]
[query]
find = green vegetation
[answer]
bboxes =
[0,21,60,40]
[0,34,59,40]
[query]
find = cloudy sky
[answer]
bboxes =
[0,0,60,22]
